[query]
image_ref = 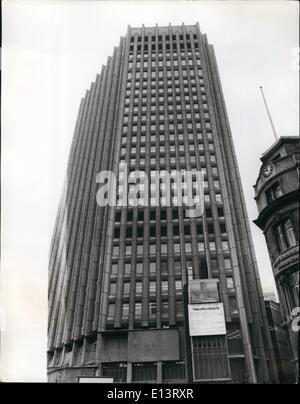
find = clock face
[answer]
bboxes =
[262,162,273,178]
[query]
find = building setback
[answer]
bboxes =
[254,136,299,382]
[48,23,278,383]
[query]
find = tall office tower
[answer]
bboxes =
[48,24,278,383]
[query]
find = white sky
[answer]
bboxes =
[1,0,299,382]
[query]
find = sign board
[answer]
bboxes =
[188,303,226,336]
[78,377,113,383]
[128,328,180,362]
[188,279,219,304]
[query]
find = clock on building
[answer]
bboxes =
[262,162,273,178]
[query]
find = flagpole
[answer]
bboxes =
[259,86,278,141]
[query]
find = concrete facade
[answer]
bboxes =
[48,24,278,383]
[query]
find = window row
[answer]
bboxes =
[125,79,204,91]
[122,123,211,134]
[107,300,184,320]
[122,129,203,139]
[129,41,199,53]
[111,260,180,275]
[109,279,182,297]
[120,155,215,166]
[115,207,224,222]
[124,100,208,113]
[274,217,297,254]
[128,59,201,69]
[128,49,200,58]
[119,153,217,165]
[121,131,210,142]
[120,144,215,156]
[124,98,206,108]
[124,108,208,118]
[114,222,226,238]
[120,137,215,151]
[127,69,203,80]
[125,92,207,103]
[109,276,235,298]
[130,34,198,43]
[123,120,206,128]
[124,109,208,119]
[266,181,282,204]
[112,240,229,257]
[110,257,232,276]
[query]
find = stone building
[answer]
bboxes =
[254,136,299,382]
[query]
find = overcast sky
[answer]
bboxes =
[1,0,299,382]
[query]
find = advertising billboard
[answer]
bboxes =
[188,302,226,336]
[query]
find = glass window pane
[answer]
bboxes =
[136,263,143,274]
[122,303,129,319]
[149,302,156,318]
[136,282,143,294]
[161,281,168,295]
[174,261,181,275]
[284,218,296,247]
[185,243,192,253]
[226,278,234,291]
[161,244,168,254]
[275,224,287,252]
[108,304,115,319]
[150,262,156,274]
[135,303,142,318]
[109,283,116,296]
[123,282,130,295]
[222,241,229,251]
[150,281,156,295]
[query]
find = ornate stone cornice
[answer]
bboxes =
[272,244,299,277]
